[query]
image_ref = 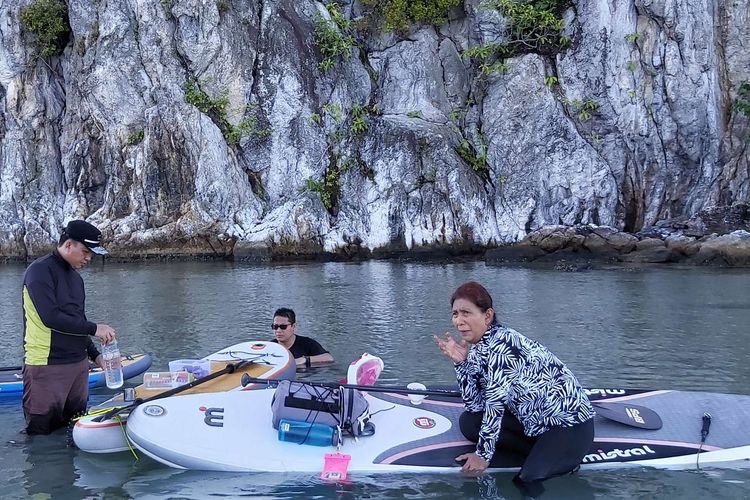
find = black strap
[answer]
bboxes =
[701,413,712,442]
[284,395,340,414]
[344,387,354,427]
[697,412,713,469]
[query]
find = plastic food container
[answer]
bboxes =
[168,359,211,379]
[142,371,194,389]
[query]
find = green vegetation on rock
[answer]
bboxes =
[624,32,640,44]
[315,3,355,71]
[305,155,348,211]
[456,139,489,176]
[361,0,461,32]
[564,98,600,121]
[184,79,271,146]
[127,129,145,146]
[20,0,70,58]
[463,0,571,74]
[305,154,375,212]
[350,105,369,135]
[735,82,750,118]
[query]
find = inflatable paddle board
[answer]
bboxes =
[0,353,152,398]
[125,387,750,473]
[73,341,294,453]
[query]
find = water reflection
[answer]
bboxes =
[6,429,91,499]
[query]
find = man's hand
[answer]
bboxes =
[95,324,116,345]
[94,354,104,370]
[434,332,469,364]
[456,452,489,474]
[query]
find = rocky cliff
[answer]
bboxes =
[0,0,748,261]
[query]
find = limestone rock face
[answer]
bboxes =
[1,1,749,260]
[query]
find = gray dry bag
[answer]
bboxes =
[270,380,373,437]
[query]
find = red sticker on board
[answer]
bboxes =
[413,417,436,429]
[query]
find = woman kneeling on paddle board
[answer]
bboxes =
[434,281,594,491]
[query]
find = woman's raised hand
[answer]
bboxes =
[433,332,468,364]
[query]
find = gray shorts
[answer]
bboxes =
[22,359,89,435]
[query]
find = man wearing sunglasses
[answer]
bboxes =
[270,308,333,368]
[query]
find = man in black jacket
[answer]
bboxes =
[22,220,116,435]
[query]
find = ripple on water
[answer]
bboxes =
[1,262,749,498]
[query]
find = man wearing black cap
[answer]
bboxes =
[22,220,117,435]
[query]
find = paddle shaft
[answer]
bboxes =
[241,375,662,429]
[94,359,252,422]
[240,374,463,398]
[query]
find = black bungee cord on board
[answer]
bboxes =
[696,412,712,468]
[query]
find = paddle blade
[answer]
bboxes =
[347,354,384,386]
[593,402,663,430]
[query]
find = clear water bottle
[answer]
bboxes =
[102,339,124,389]
[278,419,338,447]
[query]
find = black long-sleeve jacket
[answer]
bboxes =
[23,251,99,365]
[455,324,594,461]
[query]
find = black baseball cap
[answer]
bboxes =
[64,220,108,255]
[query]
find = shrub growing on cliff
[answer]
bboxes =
[315,3,355,71]
[322,103,343,123]
[184,79,271,146]
[20,0,70,58]
[562,98,599,121]
[624,32,640,44]
[304,155,375,212]
[216,0,230,14]
[735,82,750,118]
[305,157,348,212]
[350,105,369,135]
[489,0,569,52]
[185,79,227,117]
[463,0,571,72]
[361,0,461,32]
[456,139,489,177]
[127,129,145,146]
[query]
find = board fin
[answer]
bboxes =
[593,402,663,430]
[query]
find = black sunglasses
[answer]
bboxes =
[272,323,293,330]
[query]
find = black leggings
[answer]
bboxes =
[459,410,594,483]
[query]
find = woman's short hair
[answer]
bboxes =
[450,281,494,314]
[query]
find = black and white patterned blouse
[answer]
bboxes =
[454,324,594,461]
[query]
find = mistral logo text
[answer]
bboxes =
[585,389,626,398]
[583,445,657,463]
[626,407,645,424]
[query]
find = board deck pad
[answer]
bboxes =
[125,386,750,473]
[133,362,273,399]
[73,341,295,453]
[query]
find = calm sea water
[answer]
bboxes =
[1,260,749,498]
